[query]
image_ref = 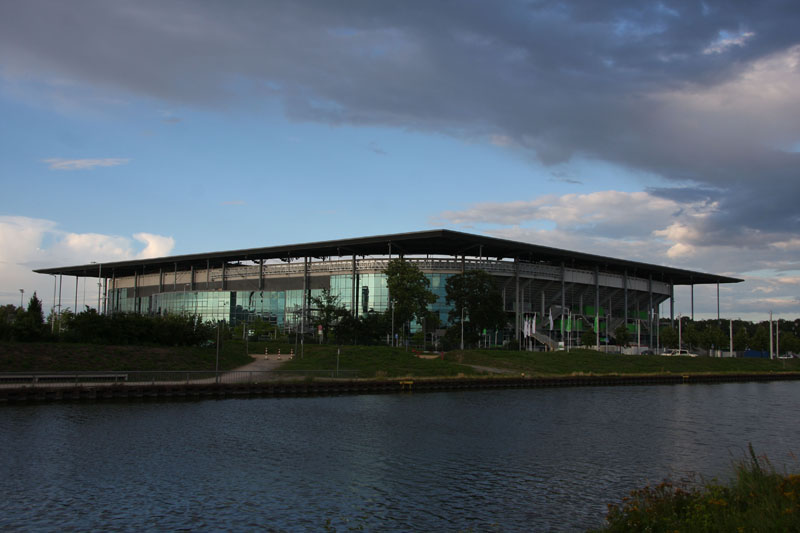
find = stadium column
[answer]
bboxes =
[624,270,628,329]
[717,282,720,322]
[670,283,675,326]
[303,256,309,329]
[173,262,177,291]
[515,257,520,350]
[352,254,357,317]
[51,275,56,333]
[222,262,227,291]
[159,268,163,293]
[57,274,62,324]
[541,290,545,317]
[595,266,600,350]
[560,263,565,343]
[259,259,264,290]
[206,259,210,290]
[74,275,79,316]
[690,282,694,321]
[649,275,654,349]
[190,265,195,291]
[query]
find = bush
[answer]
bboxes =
[60,310,214,346]
[596,445,800,532]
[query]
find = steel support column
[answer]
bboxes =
[561,263,566,342]
[624,270,628,327]
[670,283,675,326]
[595,266,600,349]
[648,275,653,349]
[515,258,520,349]
[351,254,357,317]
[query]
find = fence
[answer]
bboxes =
[0,370,360,388]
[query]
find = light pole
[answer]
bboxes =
[729,318,734,357]
[390,299,396,347]
[19,289,24,309]
[460,304,465,350]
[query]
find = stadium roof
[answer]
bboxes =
[34,229,742,286]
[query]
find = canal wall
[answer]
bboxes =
[2,372,800,403]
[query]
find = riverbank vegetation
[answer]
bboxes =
[593,446,800,532]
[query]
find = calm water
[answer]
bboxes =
[1,382,799,532]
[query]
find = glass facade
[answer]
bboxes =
[107,271,454,332]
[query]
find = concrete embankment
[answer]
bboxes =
[2,372,800,403]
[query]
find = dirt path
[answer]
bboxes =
[466,364,517,375]
[233,354,290,372]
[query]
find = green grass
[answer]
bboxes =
[3,340,799,378]
[446,348,800,376]
[271,343,478,378]
[0,341,253,372]
[593,445,800,532]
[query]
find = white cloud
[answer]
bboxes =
[703,31,755,55]
[134,233,175,259]
[435,188,800,318]
[43,158,130,171]
[0,216,174,311]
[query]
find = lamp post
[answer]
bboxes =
[460,304,465,350]
[390,299,396,347]
[19,289,24,309]
[729,318,734,357]
[91,261,101,312]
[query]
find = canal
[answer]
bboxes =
[2,382,798,531]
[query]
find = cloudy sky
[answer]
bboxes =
[1,0,799,320]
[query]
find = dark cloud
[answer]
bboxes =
[2,0,800,252]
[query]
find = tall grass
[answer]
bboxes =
[595,445,800,532]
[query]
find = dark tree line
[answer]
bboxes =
[1,293,213,346]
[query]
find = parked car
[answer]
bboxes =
[662,349,698,357]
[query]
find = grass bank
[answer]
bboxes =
[0,341,253,372]
[3,341,799,377]
[593,446,800,532]
[267,343,478,378]
[446,348,800,376]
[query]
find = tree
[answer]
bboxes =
[659,326,678,349]
[383,259,437,335]
[733,326,750,351]
[580,328,597,348]
[445,270,506,348]
[614,324,631,347]
[310,289,349,343]
[13,292,47,341]
[751,325,769,352]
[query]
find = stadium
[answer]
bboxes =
[34,229,741,349]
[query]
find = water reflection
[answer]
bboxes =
[1,382,799,531]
